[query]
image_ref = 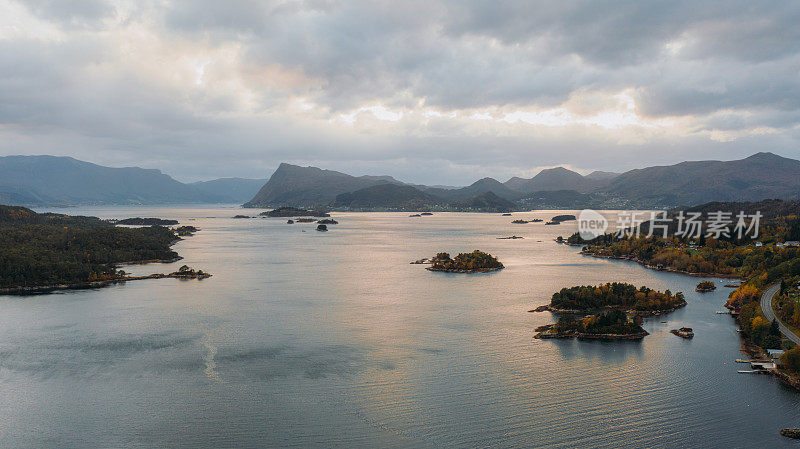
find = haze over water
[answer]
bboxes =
[1,206,799,448]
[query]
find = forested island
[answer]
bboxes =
[542,282,686,315]
[425,250,504,273]
[535,309,648,340]
[0,205,207,294]
[534,283,685,340]
[696,280,716,292]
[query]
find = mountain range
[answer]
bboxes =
[243,152,800,211]
[0,156,266,205]
[2,152,800,210]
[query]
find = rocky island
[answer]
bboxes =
[175,225,198,236]
[424,250,504,273]
[535,309,648,340]
[169,265,211,279]
[696,280,716,292]
[260,207,330,218]
[671,327,694,338]
[550,214,576,222]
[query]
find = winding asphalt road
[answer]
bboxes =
[760,283,800,345]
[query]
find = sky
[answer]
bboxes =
[1,0,799,185]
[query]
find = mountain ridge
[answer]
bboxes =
[0,155,229,205]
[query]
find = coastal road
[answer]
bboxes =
[760,283,800,345]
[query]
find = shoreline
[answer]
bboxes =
[535,302,687,317]
[426,266,504,273]
[577,250,743,279]
[0,270,211,296]
[577,246,800,393]
[535,329,648,340]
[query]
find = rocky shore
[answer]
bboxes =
[0,268,211,295]
[426,266,503,273]
[533,325,648,340]
[531,302,686,317]
[577,251,742,279]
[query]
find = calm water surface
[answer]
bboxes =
[2,205,799,448]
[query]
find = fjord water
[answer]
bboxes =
[2,206,800,448]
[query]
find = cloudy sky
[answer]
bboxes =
[1,0,799,185]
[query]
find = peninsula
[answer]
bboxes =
[0,205,209,294]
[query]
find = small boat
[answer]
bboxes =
[738,370,761,374]
[735,359,749,363]
[544,221,560,225]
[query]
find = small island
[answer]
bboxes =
[550,214,576,222]
[425,250,504,273]
[113,217,180,226]
[260,207,330,218]
[420,212,433,216]
[170,265,211,279]
[512,219,529,224]
[233,215,251,219]
[533,283,686,340]
[316,224,328,231]
[175,225,198,236]
[497,236,523,239]
[295,218,315,223]
[535,309,648,340]
[540,282,687,315]
[670,327,694,338]
[317,218,338,224]
[696,280,716,292]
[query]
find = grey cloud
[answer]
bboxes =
[1,0,800,184]
[20,0,116,27]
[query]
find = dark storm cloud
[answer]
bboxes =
[1,0,800,184]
